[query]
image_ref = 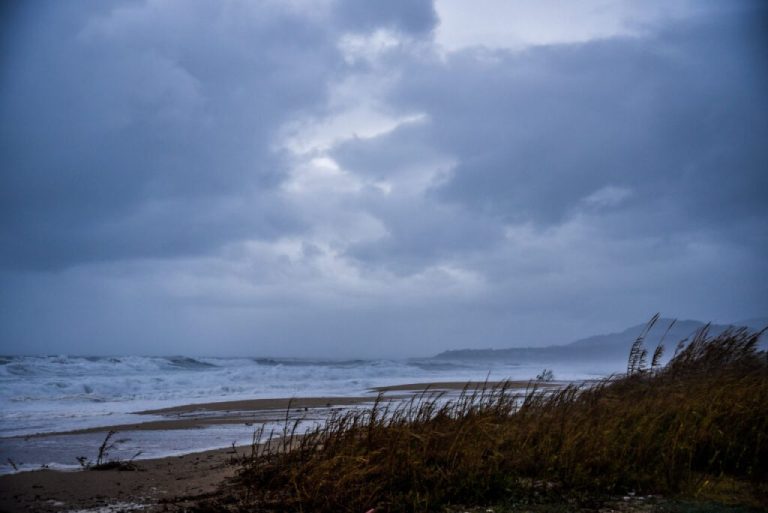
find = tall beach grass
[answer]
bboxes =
[220,325,767,512]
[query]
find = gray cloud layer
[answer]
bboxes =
[1,1,766,356]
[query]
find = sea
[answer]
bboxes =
[0,355,622,474]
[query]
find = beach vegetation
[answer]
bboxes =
[206,326,767,512]
[76,430,142,471]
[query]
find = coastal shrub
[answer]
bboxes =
[76,430,142,471]
[223,327,767,513]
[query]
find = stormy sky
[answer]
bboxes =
[1,0,766,357]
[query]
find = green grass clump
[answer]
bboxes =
[226,327,767,512]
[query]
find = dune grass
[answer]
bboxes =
[219,326,767,512]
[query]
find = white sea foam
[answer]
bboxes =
[65,501,147,513]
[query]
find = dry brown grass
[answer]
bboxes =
[220,326,767,513]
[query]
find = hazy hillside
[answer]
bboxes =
[434,318,766,362]
[734,317,768,331]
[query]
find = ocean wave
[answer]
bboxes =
[406,360,474,371]
[252,358,372,368]
[164,356,216,369]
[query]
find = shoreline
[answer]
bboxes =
[20,395,379,438]
[371,379,562,392]
[0,380,557,512]
[9,381,555,439]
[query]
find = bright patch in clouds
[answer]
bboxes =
[582,186,633,209]
[281,109,426,155]
[434,0,699,52]
[339,29,403,64]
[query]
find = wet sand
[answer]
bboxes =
[28,396,378,436]
[0,445,237,512]
[371,379,559,392]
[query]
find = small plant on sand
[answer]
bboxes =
[535,368,554,382]
[76,430,142,471]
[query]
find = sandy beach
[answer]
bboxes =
[0,445,236,513]
[371,379,559,392]
[0,382,539,512]
[0,393,396,512]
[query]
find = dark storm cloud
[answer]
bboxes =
[0,0,448,271]
[349,196,504,274]
[0,1,339,270]
[328,5,768,274]
[404,11,766,230]
[332,123,505,272]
